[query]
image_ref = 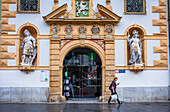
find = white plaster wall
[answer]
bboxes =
[8,44,17,66]
[8,0,159,35]
[0,70,49,87]
[115,40,125,66]
[8,1,53,34]
[115,70,169,87]
[147,40,160,66]
[39,39,50,66]
[112,0,160,35]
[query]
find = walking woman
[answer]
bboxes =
[108,77,122,104]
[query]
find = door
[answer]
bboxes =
[63,47,102,98]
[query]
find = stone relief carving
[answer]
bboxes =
[65,25,73,34]
[91,24,100,34]
[20,29,37,66]
[127,30,144,65]
[52,24,59,38]
[105,24,113,34]
[52,24,59,34]
[78,24,87,34]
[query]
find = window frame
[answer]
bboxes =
[17,0,40,13]
[124,0,146,15]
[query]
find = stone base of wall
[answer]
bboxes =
[49,96,66,102]
[0,87,169,103]
[100,87,169,102]
[0,87,49,103]
[168,86,170,100]
[115,87,169,102]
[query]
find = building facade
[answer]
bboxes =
[0,0,169,103]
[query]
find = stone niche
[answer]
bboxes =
[19,26,38,66]
[126,27,145,66]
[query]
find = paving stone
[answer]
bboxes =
[0,103,169,112]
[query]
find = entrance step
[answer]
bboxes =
[66,98,100,103]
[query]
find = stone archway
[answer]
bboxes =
[49,39,115,102]
[59,40,105,96]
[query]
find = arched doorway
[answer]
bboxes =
[62,47,102,98]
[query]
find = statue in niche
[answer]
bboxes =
[127,30,144,65]
[20,29,37,66]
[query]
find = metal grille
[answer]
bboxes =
[20,0,38,11]
[126,0,143,12]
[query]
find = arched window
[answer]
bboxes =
[124,0,146,15]
[17,0,40,13]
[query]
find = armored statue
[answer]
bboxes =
[20,29,37,66]
[127,30,144,65]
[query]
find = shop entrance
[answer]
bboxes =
[63,47,102,98]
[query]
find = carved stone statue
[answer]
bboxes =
[127,30,144,65]
[20,29,37,66]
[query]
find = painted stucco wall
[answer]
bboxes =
[115,40,125,66]
[1,0,168,100]
[115,70,169,87]
[39,39,50,66]
[147,40,160,66]
[0,70,49,87]
[8,0,159,35]
[0,69,168,88]
[8,43,17,66]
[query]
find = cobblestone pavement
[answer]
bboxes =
[0,102,169,112]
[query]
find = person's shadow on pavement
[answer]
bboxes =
[108,104,121,112]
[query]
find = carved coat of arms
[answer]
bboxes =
[52,25,59,34]
[105,24,113,34]
[91,24,100,34]
[65,25,73,34]
[78,24,87,34]
[76,0,89,17]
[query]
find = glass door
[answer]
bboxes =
[63,47,102,99]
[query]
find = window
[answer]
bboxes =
[17,0,40,13]
[124,0,146,15]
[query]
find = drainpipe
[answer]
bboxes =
[168,0,170,100]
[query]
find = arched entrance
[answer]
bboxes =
[62,47,102,98]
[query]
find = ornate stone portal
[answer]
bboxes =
[43,0,122,102]
[20,29,37,66]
